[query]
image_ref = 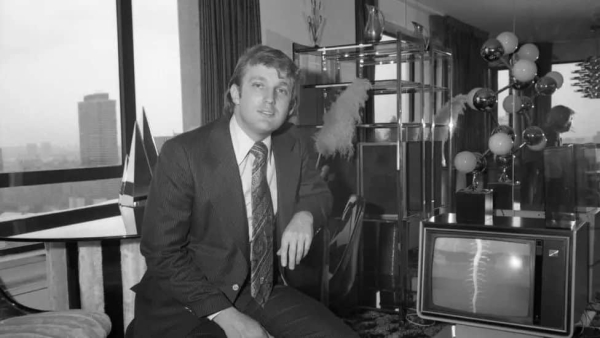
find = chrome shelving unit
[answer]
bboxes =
[293,32,453,311]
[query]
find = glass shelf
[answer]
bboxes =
[357,123,450,142]
[303,79,449,94]
[297,122,450,142]
[293,39,451,63]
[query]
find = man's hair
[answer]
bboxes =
[546,105,574,132]
[223,44,300,116]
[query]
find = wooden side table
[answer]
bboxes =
[4,215,144,338]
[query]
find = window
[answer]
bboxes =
[497,69,510,126]
[497,62,598,144]
[0,1,137,225]
[0,1,122,173]
[373,34,410,142]
[0,0,185,309]
[132,0,183,145]
[550,62,598,144]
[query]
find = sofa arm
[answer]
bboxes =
[0,310,111,338]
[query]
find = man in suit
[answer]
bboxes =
[131,45,358,338]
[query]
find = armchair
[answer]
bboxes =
[0,286,111,338]
[286,195,366,309]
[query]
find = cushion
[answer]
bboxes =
[0,310,111,338]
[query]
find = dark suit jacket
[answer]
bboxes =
[132,115,332,337]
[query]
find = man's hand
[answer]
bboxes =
[213,307,273,338]
[277,211,313,270]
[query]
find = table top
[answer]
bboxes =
[0,202,140,242]
[425,212,585,234]
[6,216,138,242]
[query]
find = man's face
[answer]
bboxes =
[230,64,293,141]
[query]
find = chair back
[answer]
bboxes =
[328,194,365,306]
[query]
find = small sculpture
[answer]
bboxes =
[119,110,158,235]
[454,151,487,190]
[305,0,325,47]
[454,151,493,224]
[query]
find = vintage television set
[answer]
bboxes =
[417,214,589,338]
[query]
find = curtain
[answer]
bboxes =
[430,15,491,154]
[355,0,376,126]
[199,0,262,125]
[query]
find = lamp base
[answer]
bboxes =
[489,181,521,210]
[456,189,493,224]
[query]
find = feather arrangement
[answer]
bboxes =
[433,94,468,167]
[434,94,468,125]
[314,78,372,160]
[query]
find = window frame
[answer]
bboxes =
[0,0,137,231]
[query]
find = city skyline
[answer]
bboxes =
[0,0,182,149]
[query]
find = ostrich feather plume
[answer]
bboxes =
[314,78,371,158]
[434,94,468,125]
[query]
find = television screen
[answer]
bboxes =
[431,236,534,319]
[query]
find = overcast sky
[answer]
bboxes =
[0,0,182,149]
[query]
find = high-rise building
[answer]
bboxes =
[78,93,119,166]
[25,143,39,161]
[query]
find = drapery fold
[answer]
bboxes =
[430,15,492,154]
[199,0,262,125]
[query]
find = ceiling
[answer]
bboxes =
[417,0,600,43]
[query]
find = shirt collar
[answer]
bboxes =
[229,115,272,165]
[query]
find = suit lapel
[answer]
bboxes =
[272,128,299,237]
[203,119,299,264]
[203,116,250,261]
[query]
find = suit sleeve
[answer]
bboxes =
[140,139,231,317]
[293,134,333,231]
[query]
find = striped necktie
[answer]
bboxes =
[249,141,274,306]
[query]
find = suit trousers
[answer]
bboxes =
[187,284,359,338]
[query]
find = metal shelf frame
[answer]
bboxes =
[293,31,454,312]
